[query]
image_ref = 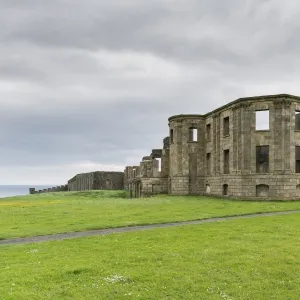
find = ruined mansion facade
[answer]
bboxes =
[125,94,300,200]
[29,94,300,200]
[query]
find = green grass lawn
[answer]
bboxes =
[1,190,300,239]
[1,213,300,299]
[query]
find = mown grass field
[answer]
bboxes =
[1,213,300,299]
[1,190,300,239]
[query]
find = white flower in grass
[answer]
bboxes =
[103,275,129,284]
[26,249,38,254]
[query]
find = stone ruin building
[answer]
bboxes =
[30,94,300,200]
[125,94,300,200]
[67,171,124,191]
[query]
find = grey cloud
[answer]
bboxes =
[3,0,298,65]
[1,0,300,184]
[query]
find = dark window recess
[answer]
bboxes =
[206,153,211,175]
[224,150,230,174]
[296,146,300,173]
[295,112,300,130]
[189,128,198,142]
[170,129,174,144]
[223,117,230,136]
[206,124,211,141]
[256,146,269,173]
[223,184,228,196]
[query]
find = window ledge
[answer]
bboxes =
[255,130,270,132]
[256,173,269,175]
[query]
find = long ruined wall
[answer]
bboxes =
[29,185,68,194]
[29,172,124,194]
[68,171,124,191]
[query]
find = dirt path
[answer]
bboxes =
[1,210,300,246]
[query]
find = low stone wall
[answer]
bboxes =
[29,185,68,194]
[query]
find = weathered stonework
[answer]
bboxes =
[124,135,170,198]
[68,171,124,191]
[125,94,300,200]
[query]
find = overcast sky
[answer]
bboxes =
[1,0,300,185]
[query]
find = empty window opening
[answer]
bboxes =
[256,184,269,197]
[170,129,174,144]
[157,158,162,172]
[223,184,228,196]
[256,110,269,130]
[224,150,230,174]
[189,127,198,142]
[296,111,300,130]
[206,124,211,141]
[106,179,112,189]
[223,117,230,136]
[256,146,269,173]
[206,184,211,194]
[296,147,300,173]
[206,153,211,175]
[296,184,300,191]
[133,168,136,178]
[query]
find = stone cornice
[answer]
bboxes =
[168,94,300,121]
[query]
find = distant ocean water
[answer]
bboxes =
[0,185,56,198]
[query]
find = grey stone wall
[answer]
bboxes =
[68,171,124,191]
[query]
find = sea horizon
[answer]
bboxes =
[0,185,61,198]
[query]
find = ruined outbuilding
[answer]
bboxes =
[68,171,124,191]
[125,94,300,200]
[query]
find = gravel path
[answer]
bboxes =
[1,210,300,246]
